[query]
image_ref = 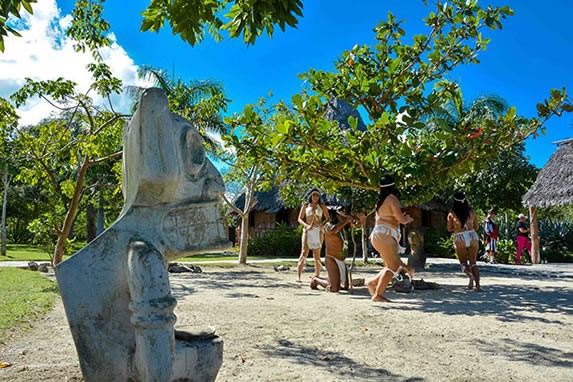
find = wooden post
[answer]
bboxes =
[529,206,540,264]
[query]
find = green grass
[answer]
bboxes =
[0,267,59,344]
[0,244,55,262]
[0,244,299,264]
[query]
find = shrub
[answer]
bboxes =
[6,218,33,244]
[495,239,517,264]
[539,218,573,253]
[424,227,455,258]
[247,223,301,258]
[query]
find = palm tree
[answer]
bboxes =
[126,65,230,153]
[429,80,509,133]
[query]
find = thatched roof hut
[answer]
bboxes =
[522,138,573,208]
[233,187,287,213]
[232,187,344,213]
[521,138,573,264]
[324,98,367,131]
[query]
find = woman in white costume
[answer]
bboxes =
[367,175,414,302]
[296,188,330,282]
[447,191,481,291]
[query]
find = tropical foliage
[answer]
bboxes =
[8,0,127,264]
[141,0,303,46]
[127,65,229,153]
[247,223,301,258]
[220,98,272,263]
[227,1,572,209]
[453,144,538,213]
[539,218,573,254]
[0,0,37,52]
[0,97,20,255]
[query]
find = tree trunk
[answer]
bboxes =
[53,157,90,265]
[238,212,249,264]
[86,203,97,243]
[237,185,257,265]
[361,228,369,263]
[529,206,540,264]
[1,168,12,257]
[407,228,426,270]
[97,192,105,236]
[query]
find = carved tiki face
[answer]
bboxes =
[120,88,229,257]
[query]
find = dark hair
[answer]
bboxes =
[306,188,323,204]
[375,175,399,210]
[452,191,470,227]
[327,206,342,224]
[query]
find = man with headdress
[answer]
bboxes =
[310,206,365,292]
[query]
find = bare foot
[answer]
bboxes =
[475,284,481,292]
[310,278,319,290]
[371,295,392,303]
[405,267,415,280]
[295,279,302,283]
[367,280,376,297]
[464,268,475,289]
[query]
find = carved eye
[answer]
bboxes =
[183,127,206,178]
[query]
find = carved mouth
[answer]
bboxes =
[162,202,229,254]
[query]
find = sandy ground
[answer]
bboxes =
[1,261,572,382]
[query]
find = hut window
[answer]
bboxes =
[276,209,289,224]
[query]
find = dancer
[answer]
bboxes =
[447,191,481,291]
[310,207,366,292]
[296,188,330,282]
[367,175,415,302]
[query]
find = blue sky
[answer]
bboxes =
[2,0,572,168]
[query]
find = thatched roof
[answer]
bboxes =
[233,187,287,213]
[234,186,447,214]
[522,138,573,208]
[233,187,346,213]
[324,98,366,131]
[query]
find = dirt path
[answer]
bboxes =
[1,263,572,381]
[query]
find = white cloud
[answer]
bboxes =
[0,0,148,125]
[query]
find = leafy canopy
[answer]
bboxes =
[227,0,572,207]
[0,0,37,52]
[141,0,303,46]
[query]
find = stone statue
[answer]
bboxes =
[55,88,230,381]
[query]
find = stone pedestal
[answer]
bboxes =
[55,88,229,381]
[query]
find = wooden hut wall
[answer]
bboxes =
[250,211,276,237]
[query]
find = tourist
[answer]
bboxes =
[484,209,499,264]
[310,207,366,292]
[515,213,532,264]
[367,175,415,302]
[447,191,481,291]
[295,188,330,282]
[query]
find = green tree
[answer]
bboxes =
[140,0,303,46]
[457,145,538,213]
[10,0,127,265]
[220,98,278,264]
[228,1,572,208]
[126,65,229,152]
[0,0,36,52]
[2,0,303,52]
[0,97,20,255]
